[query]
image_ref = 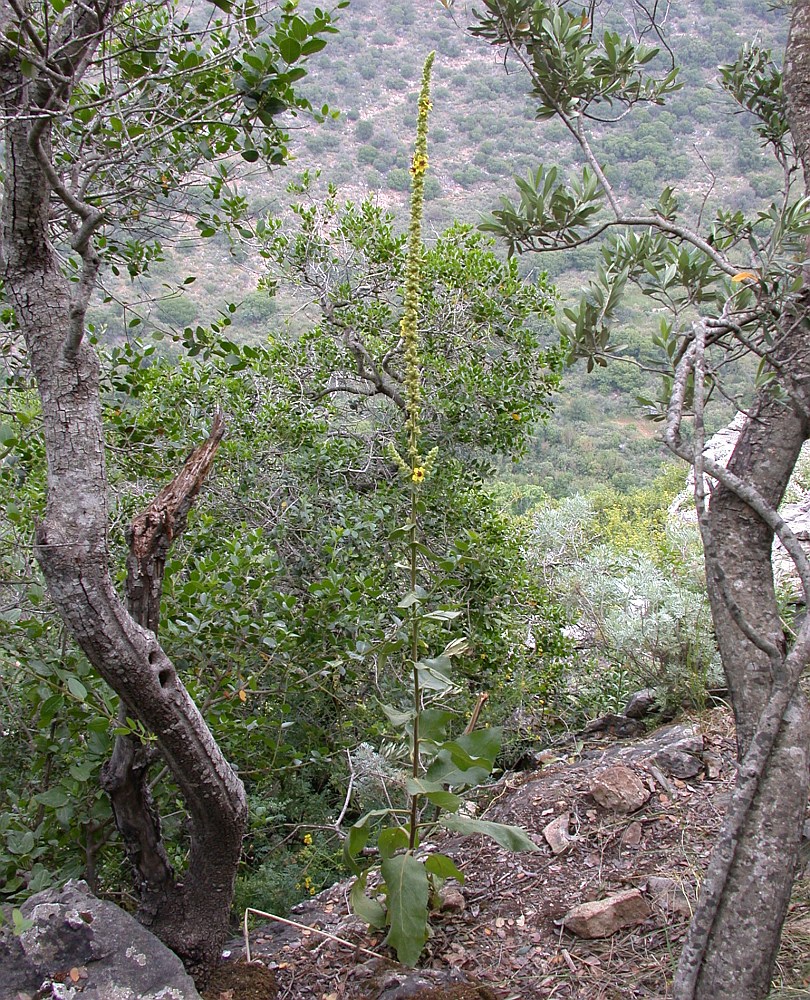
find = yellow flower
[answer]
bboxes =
[411,466,426,483]
[511,412,521,421]
[410,152,429,177]
[303,833,313,846]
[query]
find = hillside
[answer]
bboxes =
[89,0,786,495]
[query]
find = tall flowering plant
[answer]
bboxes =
[345,55,539,968]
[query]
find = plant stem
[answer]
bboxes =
[409,482,421,851]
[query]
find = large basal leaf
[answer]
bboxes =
[381,854,430,967]
[350,869,387,930]
[440,815,541,853]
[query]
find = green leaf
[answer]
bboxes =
[381,703,415,728]
[350,869,387,929]
[418,709,454,744]
[343,810,390,874]
[343,819,370,875]
[302,37,328,56]
[12,909,34,936]
[397,590,425,609]
[440,815,541,852]
[404,777,461,810]
[454,727,502,766]
[415,654,455,692]
[378,826,410,859]
[421,609,462,623]
[381,854,430,966]
[66,676,87,702]
[424,853,465,883]
[34,787,70,808]
[425,748,492,787]
[279,36,302,63]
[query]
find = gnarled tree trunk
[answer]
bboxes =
[674,5,810,996]
[1,2,247,980]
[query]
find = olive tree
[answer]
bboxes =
[461,1,810,997]
[0,0,339,978]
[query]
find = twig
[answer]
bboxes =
[242,907,383,964]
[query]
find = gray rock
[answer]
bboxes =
[0,881,202,1000]
[623,688,659,720]
[650,745,704,778]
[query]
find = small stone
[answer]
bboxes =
[439,887,466,913]
[703,752,723,780]
[563,889,651,939]
[590,765,650,813]
[543,812,574,855]
[621,821,643,848]
[624,688,659,719]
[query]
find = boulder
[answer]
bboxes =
[589,765,650,813]
[650,745,703,779]
[562,889,651,939]
[0,880,202,1000]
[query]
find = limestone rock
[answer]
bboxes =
[543,812,574,855]
[562,889,651,938]
[0,880,202,1000]
[589,765,650,813]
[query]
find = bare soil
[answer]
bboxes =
[203,709,810,1000]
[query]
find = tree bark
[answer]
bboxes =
[687,395,810,1000]
[1,3,247,980]
[100,413,227,927]
[675,0,810,1000]
[674,5,810,991]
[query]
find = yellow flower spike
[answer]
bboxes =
[398,52,435,470]
[303,833,313,846]
[411,466,426,483]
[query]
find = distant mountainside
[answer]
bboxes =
[92,0,787,496]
